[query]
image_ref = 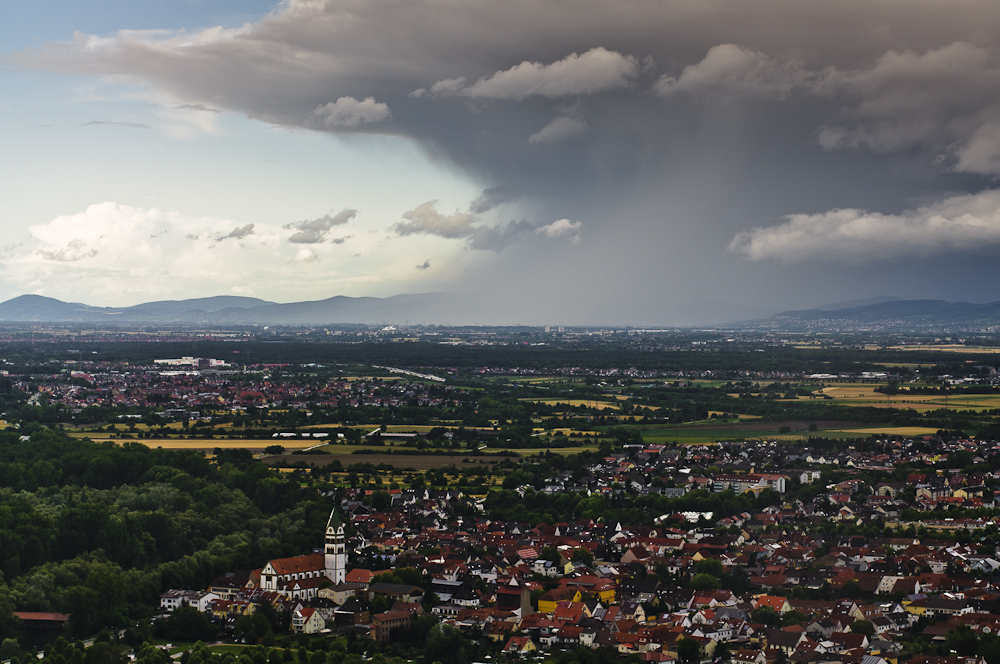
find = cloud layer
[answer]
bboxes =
[285,209,357,244]
[12,0,1000,318]
[392,201,581,251]
[730,189,1000,262]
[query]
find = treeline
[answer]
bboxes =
[0,431,337,637]
[13,338,997,374]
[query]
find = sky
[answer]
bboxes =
[4,0,1000,325]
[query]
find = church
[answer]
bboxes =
[258,510,347,600]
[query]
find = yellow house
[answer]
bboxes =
[210,599,254,620]
[537,588,582,614]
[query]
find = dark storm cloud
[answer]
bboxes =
[468,185,522,214]
[16,0,1000,321]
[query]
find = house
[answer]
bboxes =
[159,590,219,613]
[538,587,582,614]
[368,583,424,604]
[291,608,326,634]
[754,596,791,613]
[11,612,70,631]
[503,636,537,656]
[373,610,413,642]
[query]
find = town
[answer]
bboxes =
[5,333,1000,664]
[142,435,1000,664]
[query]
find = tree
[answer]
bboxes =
[371,491,392,511]
[694,559,723,577]
[782,611,808,627]
[946,624,979,657]
[0,640,20,662]
[676,637,701,664]
[689,573,720,591]
[424,624,471,664]
[155,606,217,642]
[850,620,875,637]
[842,580,863,600]
[571,548,595,567]
[750,606,781,628]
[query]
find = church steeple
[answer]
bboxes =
[324,509,346,584]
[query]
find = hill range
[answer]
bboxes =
[1,293,999,330]
[758,298,1000,331]
[0,293,472,325]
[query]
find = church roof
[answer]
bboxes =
[267,553,325,575]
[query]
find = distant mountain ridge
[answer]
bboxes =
[0,293,469,325]
[766,299,1000,330]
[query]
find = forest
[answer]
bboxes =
[0,431,336,638]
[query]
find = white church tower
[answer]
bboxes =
[324,509,347,584]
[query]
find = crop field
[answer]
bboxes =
[266,453,488,470]
[823,426,941,436]
[637,419,878,445]
[520,398,621,410]
[886,345,1000,354]
[92,437,323,450]
[800,384,1000,412]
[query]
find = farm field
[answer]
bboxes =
[519,398,621,410]
[886,345,1000,353]
[824,426,941,436]
[805,384,1000,411]
[265,453,487,470]
[92,437,323,450]
[637,419,879,445]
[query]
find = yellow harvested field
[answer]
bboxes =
[887,345,1000,354]
[708,412,761,419]
[824,426,941,436]
[520,398,620,410]
[532,428,600,436]
[805,384,1000,412]
[95,438,324,450]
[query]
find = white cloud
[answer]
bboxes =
[393,202,580,251]
[285,209,356,243]
[290,248,319,263]
[536,218,582,238]
[38,238,98,262]
[730,189,1000,262]
[529,116,588,144]
[4,202,347,301]
[655,44,814,99]
[452,48,637,100]
[311,96,390,128]
[430,78,466,96]
[393,201,477,239]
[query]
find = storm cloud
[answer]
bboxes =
[15,0,1000,322]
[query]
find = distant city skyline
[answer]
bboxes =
[4,0,1000,325]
